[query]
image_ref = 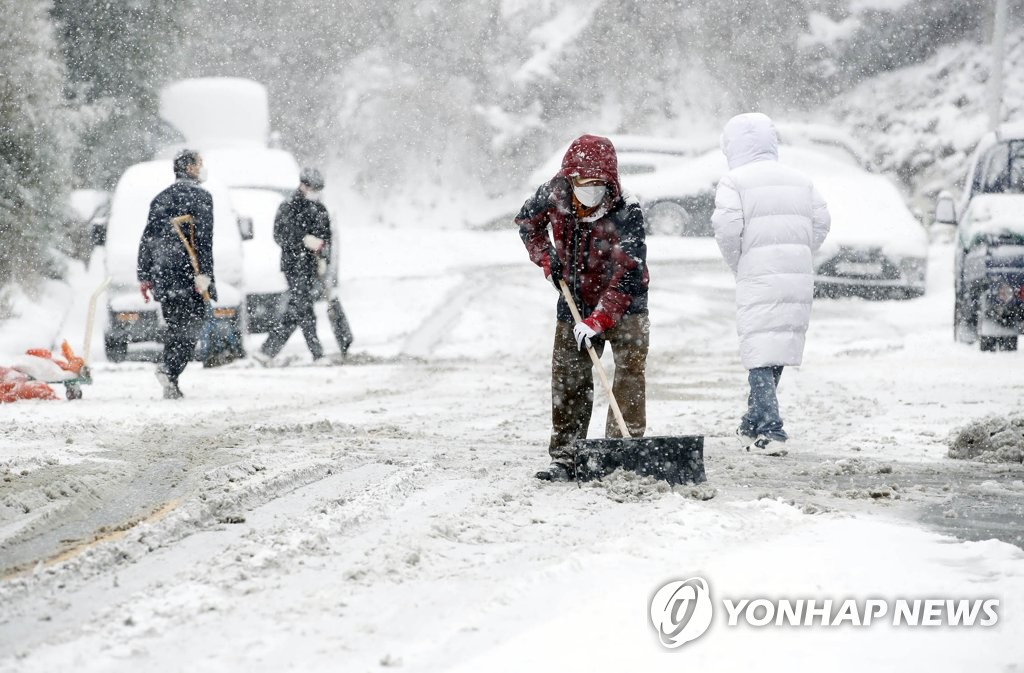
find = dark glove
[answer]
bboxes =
[545,252,563,290]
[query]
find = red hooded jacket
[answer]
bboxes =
[516,135,649,332]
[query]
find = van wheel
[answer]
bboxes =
[979,336,1000,352]
[953,284,978,342]
[646,201,691,236]
[998,336,1018,351]
[105,335,127,362]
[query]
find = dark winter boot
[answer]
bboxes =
[745,435,772,452]
[535,461,574,482]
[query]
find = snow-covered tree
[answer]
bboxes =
[0,0,73,294]
[51,0,192,189]
[181,0,383,164]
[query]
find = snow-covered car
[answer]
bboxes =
[103,161,246,362]
[631,123,879,238]
[471,134,713,232]
[69,188,110,248]
[632,141,928,298]
[202,148,302,332]
[937,123,1024,351]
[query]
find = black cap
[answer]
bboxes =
[299,167,325,191]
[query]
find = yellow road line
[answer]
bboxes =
[1,498,182,581]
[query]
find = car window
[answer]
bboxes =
[1011,140,1024,193]
[978,140,1024,194]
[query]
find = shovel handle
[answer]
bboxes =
[558,279,631,438]
[82,277,111,365]
[170,215,210,302]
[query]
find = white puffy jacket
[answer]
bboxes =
[711,113,830,369]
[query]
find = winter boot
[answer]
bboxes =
[156,368,183,400]
[736,428,756,448]
[745,435,773,452]
[535,461,574,482]
[251,350,273,367]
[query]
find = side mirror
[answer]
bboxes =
[934,192,957,226]
[237,215,254,241]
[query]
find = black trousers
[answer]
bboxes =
[261,273,323,359]
[160,292,206,383]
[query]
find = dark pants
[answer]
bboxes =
[739,366,787,441]
[548,313,649,463]
[160,292,206,383]
[261,273,323,359]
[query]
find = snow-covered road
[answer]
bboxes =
[1,227,1023,672]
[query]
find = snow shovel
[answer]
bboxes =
[558,279,705,486]
[317,263,353,357]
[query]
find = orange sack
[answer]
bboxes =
[0,366,58,403]
[25,340,84,375]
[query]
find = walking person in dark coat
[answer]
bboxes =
[254,168,332,365]
[517,134,651,481]
[138,149,216,399]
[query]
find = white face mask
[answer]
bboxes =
[573,183,606,208]
[305,190,322,202]
[197,166,208,183]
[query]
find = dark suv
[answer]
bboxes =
[936,125,1024,352]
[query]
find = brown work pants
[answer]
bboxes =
[548,312,649,463]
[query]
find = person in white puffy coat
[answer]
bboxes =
[711,113,830,447]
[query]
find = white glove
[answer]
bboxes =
[194,274,212,293]
[573,322,597,351]
[302,234,325,252]
[317,258,327,277]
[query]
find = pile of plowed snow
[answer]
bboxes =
[949,414,1024,463]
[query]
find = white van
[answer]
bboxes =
[202,148,302,332]
[103,160,246,362]
[156,77,314,333]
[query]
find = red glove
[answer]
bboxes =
[140,281,154,303]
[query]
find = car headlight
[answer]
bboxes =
[996,283,1015,304]
[899,257,926,282]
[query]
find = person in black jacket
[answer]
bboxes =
[138,149,216,399]
[254,168,332,364]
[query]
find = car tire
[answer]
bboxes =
[953,281,978,343]
[997,336,1018,351]
[979,336,1000,352]
[645,201,691,236]
[104,334,127,362]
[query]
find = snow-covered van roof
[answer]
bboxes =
[159,78,269,150]
[105,161,243,289]
[203,148,300,193]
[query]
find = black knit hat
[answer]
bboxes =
[299,167,325,191]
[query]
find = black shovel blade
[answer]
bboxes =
[327,297,354,354]
[573,435,705,485]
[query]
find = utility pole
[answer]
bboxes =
[989,0,1008,132]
